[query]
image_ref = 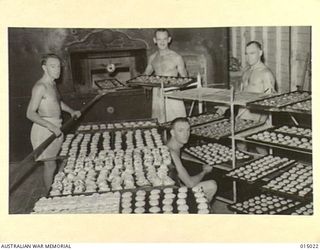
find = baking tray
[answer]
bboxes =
[58,127,165,158]
[228,193,302,215]
[127,75,196,88]
[260,162,313,202]
[160,112,225,129]
[281,99,312,114]
[245,127,312,153]
[225,156,297,185]
[190,119,266,140]
[183,141,253,168]
[246,91,311,110]
[76,118,159,133]
[119,186,210,214]
[95,78,131,91]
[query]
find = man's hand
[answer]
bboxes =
[203,164,213,174]
[47,123,62,137]
[71,110,81,119]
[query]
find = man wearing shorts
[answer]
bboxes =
[144,28,188,123]
[26,54,81,193]
[166,117,217,205]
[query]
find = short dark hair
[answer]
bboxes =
[246,40,262,50]
[170,117,190,130]
[154,28,171,37]
[246,40,265,63]
[41,53,60,66]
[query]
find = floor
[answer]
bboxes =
[9,162,233,214]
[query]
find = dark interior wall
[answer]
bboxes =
[9,27,228,162]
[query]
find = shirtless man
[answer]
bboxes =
[237,41,276,122]
[144,28,188,123]
[26,54,81,192]
[237,41,276,154]
[167,117,217,206]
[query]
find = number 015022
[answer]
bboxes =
[300,244,319,248]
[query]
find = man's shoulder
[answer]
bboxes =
[32,80,47,93]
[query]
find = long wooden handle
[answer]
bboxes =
[9,92,107,193]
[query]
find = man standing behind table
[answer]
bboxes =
[26,54,81,193]
[167,117,218,209]
[236,41,276,154]
[144,28,188,123]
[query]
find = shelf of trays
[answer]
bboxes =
[237,124,312,155]
[225,155,313,214]
[32,186,211,214]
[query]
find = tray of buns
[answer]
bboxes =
[127,75,196,88]
[119,186,210,214]
[34,186,210,214]
[95,78,131,90]
[225,155,296,184]
[246,91,311,110]
[51,145,174,196]
[290,202,313,215]
[229,193,301,215]
[59,128,165,157]
[191,118,265,140]
[245,126,312,153]
[160,112,225,129]
[282,99,311,113]
[261,162,313,201]
[184,142,252,168]
[76,118,159,132]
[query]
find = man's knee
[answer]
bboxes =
[208,180,218,194]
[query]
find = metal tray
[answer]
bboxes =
[225,156,297,185]
[228,193,302,215]
[246,91,311,110]
[127,75,196,88]
[183,141,253,168]
[95,78,131,90]
[76,118,159,133]
[191,119,266,140]
[245,127,312,153]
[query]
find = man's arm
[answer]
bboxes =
[26,84,61,136]
[60,101,81,118]
[263,70,276,93]
[144,53,156,75]
[177,55,187,77]
[171,149,209,187]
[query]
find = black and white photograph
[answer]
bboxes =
[1,0,320,245]
[8,26,312,215]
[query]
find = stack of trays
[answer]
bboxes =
[191,119,265,140]
[262,162,313,199]
[229,194,301,214]
[184,142,251,167]
[246,91,311,110]
[77,118,158,132]
[291,202,313,215]
[246,126,312,152]
[225,155,296,184]
[119,186,210,214]
[127,75,196,88]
